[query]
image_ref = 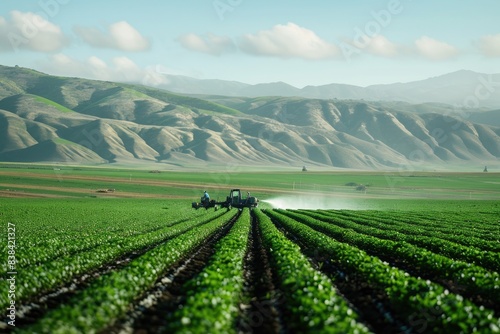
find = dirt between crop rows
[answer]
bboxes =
[369,250,499,314]
[12,216,224,331]
[103,210,292,334]
[238,212,284,333]
[270,217,409,333]
[104,212,240,333]
[14,250,147,329]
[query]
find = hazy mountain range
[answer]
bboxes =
[0,65,498,170]
[159,70,500,109]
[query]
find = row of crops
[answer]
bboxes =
[1,199,500,333]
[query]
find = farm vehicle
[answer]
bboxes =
[192,189,258,211]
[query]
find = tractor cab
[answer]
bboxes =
[225,189,258,210]
[192,188,258,210]
[228,189,242,207]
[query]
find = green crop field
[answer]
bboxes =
[1,164,500,333]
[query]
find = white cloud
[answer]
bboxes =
[478,33,500,57]
[178,33,235,55]
[51,53,73,65]
[365,35,399,57]
[414,36,458,60]
[239,22,339,60]
[87,55,107,69]
[40,54,167,86]
[74,21,150,51]
[0,11,68,52]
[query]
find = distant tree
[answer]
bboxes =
[483,166,488,172]
[302,166,307,172]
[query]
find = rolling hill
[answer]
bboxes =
[0,65,498,170]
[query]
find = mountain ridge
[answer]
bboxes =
[158,69,500,108]
[0,65,498,170]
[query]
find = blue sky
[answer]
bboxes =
[1,0,499,88]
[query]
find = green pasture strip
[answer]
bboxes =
[2,165,500,196]
[33,95,74,113]
[20,211,236,334]
[128,84,243,116]
[211,172,500,193]
[166,209,250,334]
[310,210,500,272]
[0,174,197,197]
[265,209,500,333]
[0,169,270,198]
[0,186,85,197]
[319,210,500,256]
[0,208,226,310]
[281,210,500,304]
[254,209,370,333]
[1,200,208,272]
[381,173,500,192]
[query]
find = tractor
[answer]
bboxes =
[192,189,258,210]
